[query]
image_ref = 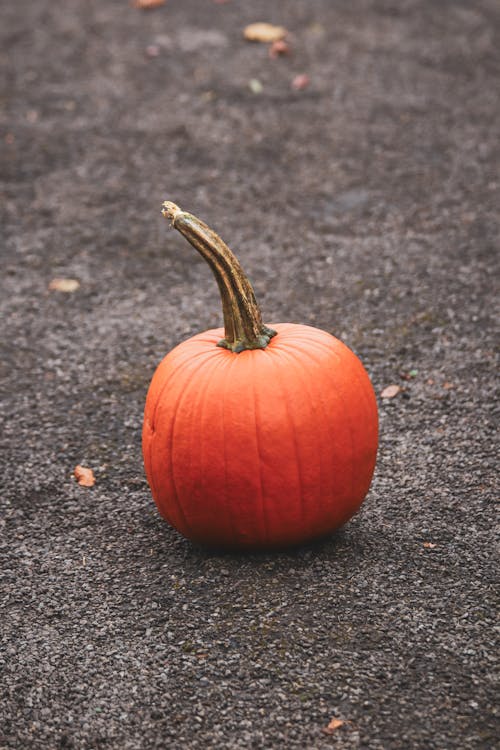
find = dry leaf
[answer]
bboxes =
[74,465,95,487]
[49,278,80,293]
[292,73,310,90]
[323,718,345,734]
[243,22,287,43]
[443,381,454,389]
[269,39,290,58]
[381,384,401,399]
[133,0,166,8]
[423,542,437,549]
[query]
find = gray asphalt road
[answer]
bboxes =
[1,1,498,748]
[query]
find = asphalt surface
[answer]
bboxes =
[1,1,498,748]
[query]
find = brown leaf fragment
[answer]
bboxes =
[423,542,437,549]
[292,73,310,90]
[323,718,345,734]
[443,381,454,389]
[133,0,166,9]
[269,39,290,58]
[381,384,401,399]
[74,465,95,487]
[49,278,80,293]
[244,22,287,43]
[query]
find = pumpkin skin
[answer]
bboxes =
[143,322,378,550]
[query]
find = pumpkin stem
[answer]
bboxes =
[161,201,277,353]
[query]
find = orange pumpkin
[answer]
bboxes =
[142,202,378,549]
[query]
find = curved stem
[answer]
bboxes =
[161,201,276,353]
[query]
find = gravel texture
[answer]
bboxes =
[1,1,498,748]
